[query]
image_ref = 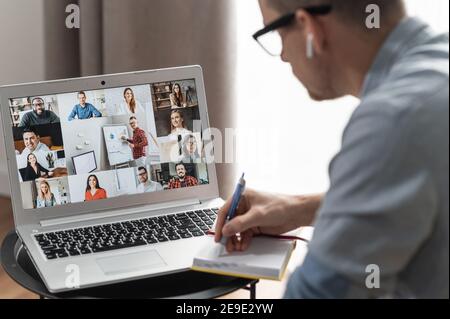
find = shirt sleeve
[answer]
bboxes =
[19,113,30,127]
[190,176,198,186]
[298,105,439,298]
[49,111,60,123]
[39,164,49,174]
[133,130,149,148]
[68,106,77,121]
[168,179,177,189]
[284,252,353,299]
[90,104,102,118]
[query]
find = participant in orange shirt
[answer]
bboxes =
[84,174,108,201]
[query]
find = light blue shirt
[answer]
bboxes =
[68,103,102,121]
[285,17,449,299]
[36,193,57,208]
[137,180,163,193]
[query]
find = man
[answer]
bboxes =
[67,91,102,121]
[168,163,198,189]
[215,0,449,298]
[19,97,60,127]
[136,166,163,193]
[121,116,148,167]
[17,128,52,170]
[181,134,202,163]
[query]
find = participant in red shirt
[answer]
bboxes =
[85,174,108,201]
[121,116,148,166]
[168,163,198,189]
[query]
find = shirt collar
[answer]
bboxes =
[34,142,44,152]
[360,17,430,98]
[142,180,151,187]
[34,110,45,118]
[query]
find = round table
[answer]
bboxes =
[1,231,258,299]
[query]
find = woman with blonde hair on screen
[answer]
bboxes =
[36,180,57,208]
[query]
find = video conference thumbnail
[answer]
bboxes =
[151,80,201,138]
[8,79,209,211]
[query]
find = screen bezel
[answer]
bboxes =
[0,66,219,226]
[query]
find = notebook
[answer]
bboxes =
[191,237,297,281]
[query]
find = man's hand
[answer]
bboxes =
[214,189,322,252]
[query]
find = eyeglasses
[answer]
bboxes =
[252,5,332,57]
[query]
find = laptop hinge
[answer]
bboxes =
[40,198,201,228]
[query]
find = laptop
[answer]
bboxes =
[0,66,224,293]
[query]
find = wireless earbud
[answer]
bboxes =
[307,33,314,59]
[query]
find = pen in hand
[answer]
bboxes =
[214,173,310,245]
[220,173,246,244]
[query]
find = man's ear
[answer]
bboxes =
[295,9,326,56]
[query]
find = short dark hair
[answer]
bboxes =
[129,116,137,121]
[31,97,44,105]
[175,162,186,170]
[22,127,38,137]
[78,91,86,97]
[138,166,147,173]
[266,0,405,27]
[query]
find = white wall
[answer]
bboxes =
[406,0,449,32]
[115,167,138,196]
[60,117,111,175]
[0,0,46,195]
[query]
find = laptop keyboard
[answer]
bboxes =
[34,208,219,260]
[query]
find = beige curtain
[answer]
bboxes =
[44,0,237,197]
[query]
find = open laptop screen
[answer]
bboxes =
[8,79,209,210]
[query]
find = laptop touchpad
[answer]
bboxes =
[96,250,166,275]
